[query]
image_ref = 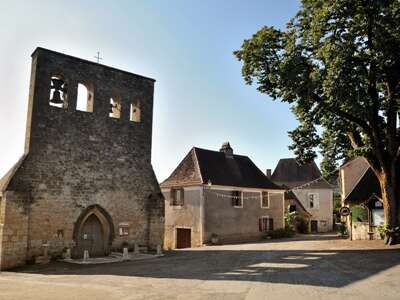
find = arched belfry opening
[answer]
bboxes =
[73,205,114,258]
[76,82,94,112]
[49,75,68,108]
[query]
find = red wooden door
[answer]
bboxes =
[176,228,191,249]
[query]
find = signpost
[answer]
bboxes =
[339,206,350,217]
[339,207,352,240]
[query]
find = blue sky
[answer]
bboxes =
[0,0,303,182]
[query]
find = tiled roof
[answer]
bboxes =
[161,147,282,190]
[271,158,332,189]
[284,190,312,216]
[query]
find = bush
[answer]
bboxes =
[296,218,309,234]
[336,223,348,236]
[350,205,368,222]
[266,228,295,239]
[284,207,298,231]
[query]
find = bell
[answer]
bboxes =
[51,78,64,90]
[50,90,63,104]
[109,103,115,114]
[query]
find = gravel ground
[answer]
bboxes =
[1,234,399,300]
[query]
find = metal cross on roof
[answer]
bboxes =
[94,51,103,63]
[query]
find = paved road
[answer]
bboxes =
[1,234,400,299]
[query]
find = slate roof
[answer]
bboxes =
[284,190,312,216]
[339,157,370,200]
[344,168,381,204]
[271,158,332,189]
[161,147,282,190]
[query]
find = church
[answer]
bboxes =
[0,48,164,270]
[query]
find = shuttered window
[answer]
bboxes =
[171,188,184,206]
[231,191,243,207]
[308,193,319,209]
[261,192,269,208]
[259,217,274,232]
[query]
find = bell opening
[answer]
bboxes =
[49,76,67,108]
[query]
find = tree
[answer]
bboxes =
[234,0,400,237]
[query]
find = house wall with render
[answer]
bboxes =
[292,188,333,232]
[204,188,284,243]
[162,187,203,249]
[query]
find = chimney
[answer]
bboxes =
[220,142,233,157]
[266,169,272,178]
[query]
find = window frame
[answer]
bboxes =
[231,190,243,208]
[171,188,185,207]
[308,192,319,209]
[260,191,270,208]
[259,216,273,232]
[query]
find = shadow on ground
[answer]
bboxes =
[9,236,400,288]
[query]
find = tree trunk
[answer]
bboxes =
[378,164,400,244]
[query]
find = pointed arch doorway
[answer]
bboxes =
[73,205,114,258]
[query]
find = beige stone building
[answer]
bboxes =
[0,48,164,270]
[161,143,285,249]
[270,158,334,233]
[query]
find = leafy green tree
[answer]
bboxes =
[234,0,400,232]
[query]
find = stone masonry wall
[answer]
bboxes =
[0,192,29,270]
[0,48,164,268]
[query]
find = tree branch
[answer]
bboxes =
[311,94,373,135]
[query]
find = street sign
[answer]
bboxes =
[339,206,351,217]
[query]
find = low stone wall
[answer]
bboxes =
[351,222,381,240]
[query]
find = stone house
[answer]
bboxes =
[340,157,383,240]
[161,143,285,249]
[284,190,312,229]
[270,158,333,233]
[0,48,164,270]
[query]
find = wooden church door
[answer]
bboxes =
[82,214,105,257]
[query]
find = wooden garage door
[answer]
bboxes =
[176,228,191,249]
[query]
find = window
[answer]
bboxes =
[261,191,269,208]
[259,217,274,232]
[171,188,184,206]
[109,95,121,118]
[289,205,297,212]
[308,193,319,209]
[49,76,67,108]
[76,82,94,112]
[231,191,242,207]
[130,101,141,122]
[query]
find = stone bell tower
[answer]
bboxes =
[0,48,164,270]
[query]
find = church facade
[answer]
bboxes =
[0,48,164,270]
